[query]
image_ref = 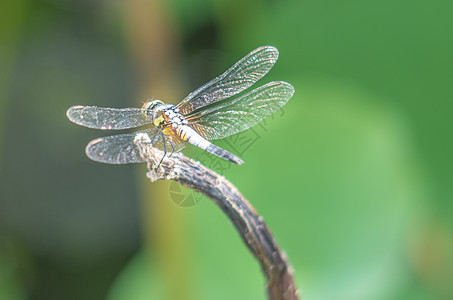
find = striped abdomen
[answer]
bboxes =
[174,125,243,165]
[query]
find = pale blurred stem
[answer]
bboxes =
[145,150,299,300]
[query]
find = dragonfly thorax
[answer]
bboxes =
[142,100,187,129]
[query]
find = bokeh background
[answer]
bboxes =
[1,0,452,299]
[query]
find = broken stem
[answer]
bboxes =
[143,146,299,300]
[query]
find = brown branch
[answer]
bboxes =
[139,140,299,300]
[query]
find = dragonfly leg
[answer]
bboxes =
[168,138,176,158]
[156,131,167,169]
[150,128,159,144]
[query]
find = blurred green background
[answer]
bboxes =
[1,0,452,299]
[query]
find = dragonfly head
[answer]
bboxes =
[142,100,166,122]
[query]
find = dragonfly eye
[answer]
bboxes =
[142,100,165,120]
[142,100,164,110]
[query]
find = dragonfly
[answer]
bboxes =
[66,46,294,166]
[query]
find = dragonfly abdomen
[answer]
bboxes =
[205,143,244,165]
[175,125,243,165]
[175,125,210,148]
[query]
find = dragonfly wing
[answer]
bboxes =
[85,128,185,164]
[176,46,279,115]
[187,81,294,140]
[67,105,150,130]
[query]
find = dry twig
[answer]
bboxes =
[140,141,299,300]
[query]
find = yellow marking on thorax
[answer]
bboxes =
[155,115,175,137]
[162,127,173,136]
[153,115,166,127]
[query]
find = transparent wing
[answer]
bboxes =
[85,128,185,164]
[66,105,150,130]
[176,46,279,115]
[186,81,294,140]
